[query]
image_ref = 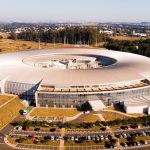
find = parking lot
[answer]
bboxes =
[114,126,150,133]
[66,130,109,135]
[16,143,58,150]
[2,119,150,150]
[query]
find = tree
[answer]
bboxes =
[9,31,17,40]
[12,27,103,45]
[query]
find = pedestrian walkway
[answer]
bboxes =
[60,128,65,150]
[97,114,105,121]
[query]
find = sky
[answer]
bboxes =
[0,0,150,23]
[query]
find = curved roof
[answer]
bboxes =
[0,48,150,87]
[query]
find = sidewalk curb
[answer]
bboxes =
[4,135,17,149]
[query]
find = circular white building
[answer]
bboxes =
[0,48,150,109]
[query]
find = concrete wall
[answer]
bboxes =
[124,105,148,114]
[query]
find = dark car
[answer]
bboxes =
[34,128,40,131]
[121,142,128,147]
[140,140,148,145]
[50,128,56,132]
[120,125,130,130]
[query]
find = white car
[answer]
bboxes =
[87,136,91,140]
[71,136,74,141]
[15,126,22,131]
[75,137,78,141]
[136,142,141,146]
[144,141,148,145]
[51,136,55,141]
[100,135,104,140]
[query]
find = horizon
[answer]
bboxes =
[1,21,150,24]
[0,0,150,23]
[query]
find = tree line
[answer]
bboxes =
[105,38,150,57]
[8,27,150,57]
[9,27,103,45]
[16,115,150,129]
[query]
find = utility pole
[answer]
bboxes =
[38,38,41,49]
[96,37,98,47]
[64,35,66,45]
[96,26,98,47]
[53,37,56,48]
[75,37,76,45]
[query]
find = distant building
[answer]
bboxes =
[132,30,147,37]
[99,30,114,35]
[14,27,27,34]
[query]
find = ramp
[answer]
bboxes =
[88,96,106,111]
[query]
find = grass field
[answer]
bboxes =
[30,107,80,117]
[111,36,145,41]
[64,140,105,146]
[71,113,100,123]
[0,39,77,53]
[0,34,148,53]
[101,111,128,121]
[0,94,14,106]
[0,97,25,128]
[78,114,100,122]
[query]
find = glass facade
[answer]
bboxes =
[4,81,40,100]
[37,93,88,107]
[36,86,150,107]
[3,80,150,108]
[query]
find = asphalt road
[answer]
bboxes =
[0,115,25,150]
[0,143,15,150]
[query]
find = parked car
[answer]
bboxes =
[87,136,91,140]
[71,136,74,141]
[140,140,148,145]
[99,135,104,140]
[136,141,141,146]
[75,137,78,141]
[34,128,40,131]
[15,126,22,131]
[122,133,127,138]
[25,127,30,131]
[121,142,128,147]
[50,128,56,132]
[143,122,150,127]
[51,136,55,141]
[120,125,130,130]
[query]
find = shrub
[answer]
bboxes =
[16,138,25,143]
[33,140,38,144]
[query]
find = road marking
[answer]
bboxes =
[0,143,5,145]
